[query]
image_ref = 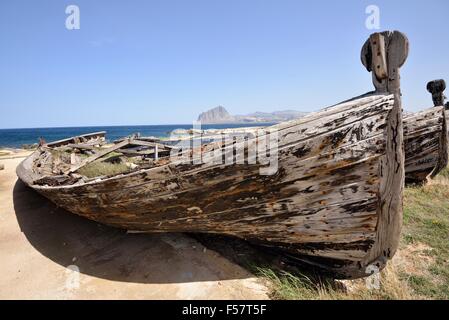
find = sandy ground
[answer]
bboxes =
[0,153,269,300]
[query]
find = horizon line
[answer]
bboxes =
[0,122,276,131]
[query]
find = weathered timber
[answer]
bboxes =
[113,136,161,144]
[17,31,409,279]
[33,175,81,186]
[403,79,448,184]
[127,139,175,150]
[65,143,97,150]
[64,136,107,150]
[117,147,170,157]
[46,131,106,148]
[361,30,408,274]
[117,148,154,156]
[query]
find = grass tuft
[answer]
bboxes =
[256,262,412,300]
[255,268,333,300]
[78,161,130,178]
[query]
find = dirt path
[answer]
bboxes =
[0,155,269,300]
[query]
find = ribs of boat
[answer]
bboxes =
[403,79,449,184]
[17,31,409,279]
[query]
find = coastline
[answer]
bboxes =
[0,122,275,149]
[0,148,33,160]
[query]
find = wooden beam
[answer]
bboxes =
[65,143,97,150]
[33,175,80,186]
[65,139,131,174]
[46,131,106,148]
[129,139,174,150]
[118,149,156,156]
[369,33,388,81]
[113,136,161,144]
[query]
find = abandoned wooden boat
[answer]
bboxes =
[403,79,449,184]
[17,31,409,279]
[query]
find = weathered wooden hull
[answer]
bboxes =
[17,93,403,278]
[403,106,449,184]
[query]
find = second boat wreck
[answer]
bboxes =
[17,31,409,279]
[403,79,449,184]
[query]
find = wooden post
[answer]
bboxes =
[427,79,446,107]
[369,33,388,81]
[361,31,409,271]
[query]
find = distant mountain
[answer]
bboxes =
[197,106,307,124]
[197,106,235,124]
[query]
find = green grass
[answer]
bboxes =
[401,169,449,299]
[78,161,130,178]
[255,263,412,300]
[254,268,341,300]
[256,168,449,300]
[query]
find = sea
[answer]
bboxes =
[0,123,274,148]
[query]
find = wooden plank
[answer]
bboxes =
[46,131,106,147]
[117,148,167,156]
[370,33,388,80]
[114,136,161,144]
[129,139,174,150]
[65,143,97,150]
[33,175,81,186]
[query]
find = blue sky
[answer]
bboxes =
[0,0,448,129]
